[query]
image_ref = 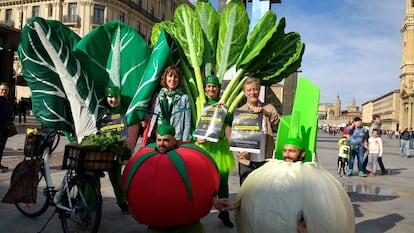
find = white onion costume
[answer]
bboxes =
[234,160,355,233]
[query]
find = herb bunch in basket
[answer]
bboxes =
[80,132,131,160]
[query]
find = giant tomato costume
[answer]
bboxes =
[121,143,219,227]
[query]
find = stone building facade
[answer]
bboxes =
[361,90,400,131]
[318,96,362,127]
[400,0,414,130]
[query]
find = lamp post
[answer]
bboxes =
[19,0,24,30]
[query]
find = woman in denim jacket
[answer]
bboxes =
[147,66,191,142]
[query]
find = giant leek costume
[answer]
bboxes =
[233,78,355,233]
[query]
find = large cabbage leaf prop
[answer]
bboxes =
[19,18,172,142]
[274,77,320,162]
[18,17,104,141]
[151,0,305,124]
[75,21,172,125]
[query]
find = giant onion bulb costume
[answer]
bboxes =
[234,78,355,233]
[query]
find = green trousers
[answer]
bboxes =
[218,171,229,198]
[108,162,126,206]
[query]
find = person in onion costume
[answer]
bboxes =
[218,78,355,233]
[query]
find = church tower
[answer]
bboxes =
[334,94,341,118]
[400,0,414,129]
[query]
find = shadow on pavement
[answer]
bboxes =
[356,213,404,233]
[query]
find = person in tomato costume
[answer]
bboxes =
[122,124,223,233]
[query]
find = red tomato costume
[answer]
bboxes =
[121,143,219,227]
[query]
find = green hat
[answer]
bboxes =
[205,75,220,87]
[105,86,121,97]
[284,138,304,151]
[156,124,175,136]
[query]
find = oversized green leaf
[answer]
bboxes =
[75,21,151,121]
[151,21,175,46]
[173,5,204,68]
[46,19,81,49]
[236,10,278,69]
[255,32,305,85]
[126,30,172,124]
[241,17,286,75]
[19,17,105,142]
[173,4,206,119]
[216,0,249,82]
[195,0,220,76]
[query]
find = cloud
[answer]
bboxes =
[272,0,404,107]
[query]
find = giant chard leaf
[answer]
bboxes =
[172,4,206,117]
[195,0,220,77]
[19,17,105,142]
[126,30,172,124]
[216,0,249,82]
[75,21,151,125]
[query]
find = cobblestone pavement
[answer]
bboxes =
[0,118,413,232]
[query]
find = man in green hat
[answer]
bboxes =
[283,138,306,162]
[105,86,122,112]
[156,124,177,154]
[98,86,128,213]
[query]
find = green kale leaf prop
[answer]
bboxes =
[19,18,172,142]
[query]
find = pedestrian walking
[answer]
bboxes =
[337,137,350,177]
[347,117,368,177]
[400,128,411,158]
[366,129,383,177]
[18,98,28,123]
[0,83,13,173]
[363,114,391,175]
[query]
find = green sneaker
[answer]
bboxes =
[358,171,367,177]
[347,169,353,176]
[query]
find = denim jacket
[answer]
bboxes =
[148,94,191,142]
[347,127,367,147]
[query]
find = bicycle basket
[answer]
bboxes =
[62,144,116,171]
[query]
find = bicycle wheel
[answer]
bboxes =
[60,174,102,233]
[15,168,51,217]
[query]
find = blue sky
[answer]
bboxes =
[208,0,405,108]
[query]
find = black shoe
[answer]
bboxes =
[118,202,129,214]
[0,165,9,173]
[382,170,391,175]
[218,211,234,228]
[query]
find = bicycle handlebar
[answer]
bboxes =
[35,130,60,157]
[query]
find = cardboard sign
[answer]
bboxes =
[193,104,227,142]
[230,110,263,153]
[99,113,128,138]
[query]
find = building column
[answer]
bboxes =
[406,100,413,129]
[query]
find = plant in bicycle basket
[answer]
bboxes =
[80,132,131,160]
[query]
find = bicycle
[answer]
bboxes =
[13,129,105,233]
